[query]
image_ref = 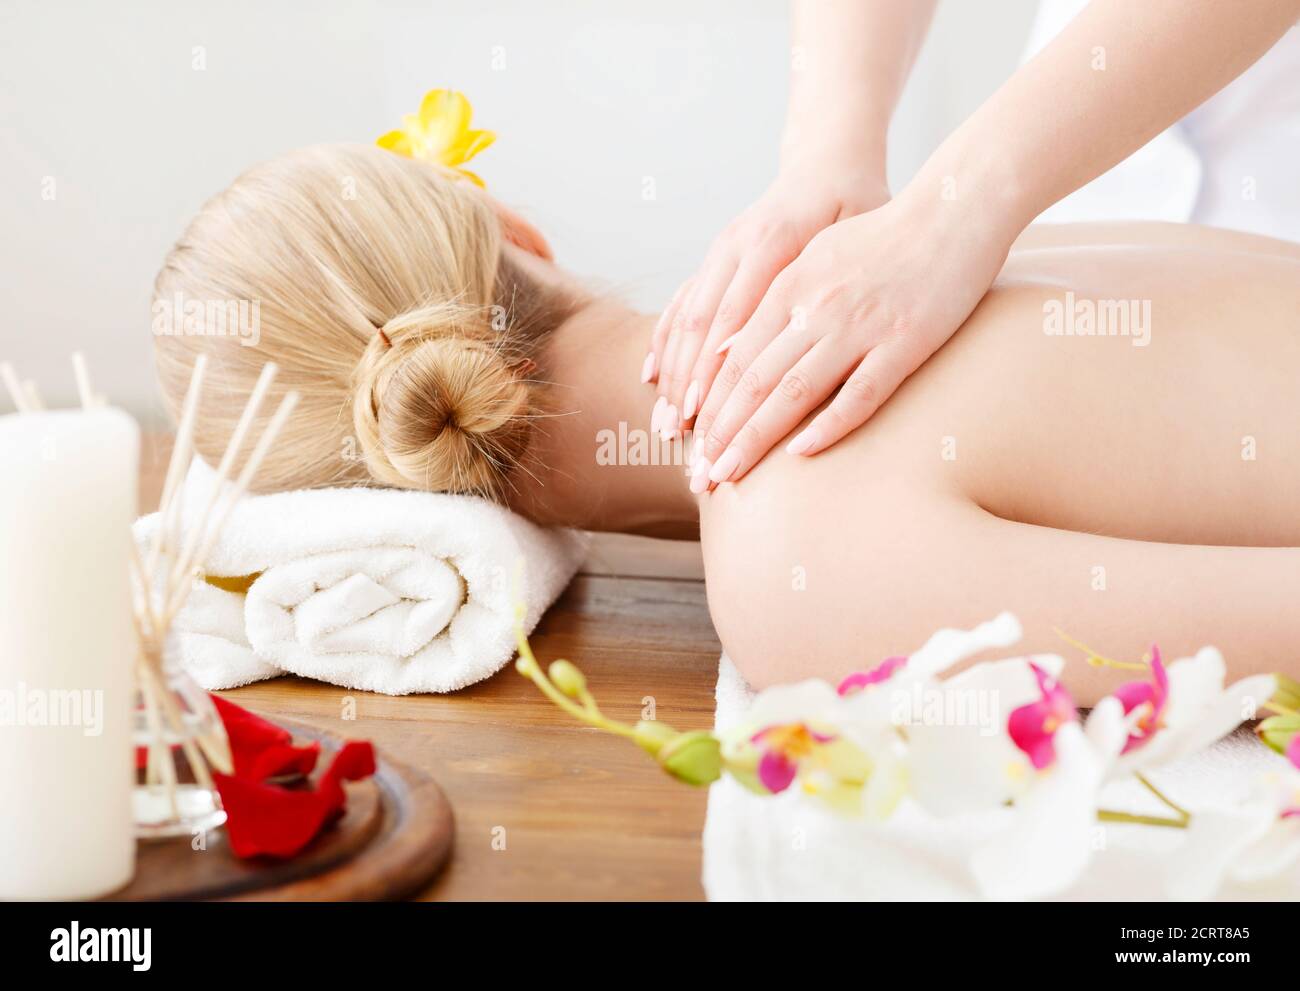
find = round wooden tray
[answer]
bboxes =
[105,719,453,901]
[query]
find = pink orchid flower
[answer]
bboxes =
[837,656,908,696]
[750,722,836,793]
[1113,646,1169,754]
[1008,662,1078,770]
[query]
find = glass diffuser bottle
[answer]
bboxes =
[132,638,229,838]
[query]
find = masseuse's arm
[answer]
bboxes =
[690,0,1300,487]
[646,0,938,433]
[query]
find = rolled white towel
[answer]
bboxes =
[135,461,587,695]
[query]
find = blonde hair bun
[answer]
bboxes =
[353,305,533,496]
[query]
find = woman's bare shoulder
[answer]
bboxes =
[1011,221,1300,261]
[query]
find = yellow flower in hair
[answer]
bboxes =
[377,88,496,186]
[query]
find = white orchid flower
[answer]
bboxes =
[720,679,876,813]
[904,654,1067,816]
[838,611,1026,816]
[1104,645,1275,776]
[969,696,1129,900]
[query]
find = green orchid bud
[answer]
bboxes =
[633,719,678,757]
[1271,673,1300,714]
[548,659,586,698]
[1257,713,1300,755]
[657,730,722,787]
[514,655,539,677]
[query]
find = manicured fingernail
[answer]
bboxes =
[709,446,741,483]
[689,456,712,493]
[640,352,657,384]
[682,380,700,420]
[660,404,680,440]
[651,395,667,433]
[715,333,740,356]
[786,427,817,456]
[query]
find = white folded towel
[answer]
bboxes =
[135,462,587,695]
[703,654,1298,901]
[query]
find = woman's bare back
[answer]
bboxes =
[701,223,1300,697]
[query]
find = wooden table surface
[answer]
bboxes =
[138,435,720,900]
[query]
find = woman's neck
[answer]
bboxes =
[506,298,699,537]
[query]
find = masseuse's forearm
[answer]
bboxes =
[908,0,1300,236]
[783,0,938,176]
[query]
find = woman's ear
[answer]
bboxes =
[494,201,553,261]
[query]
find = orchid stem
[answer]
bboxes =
[1135,772,1192,823]
[514,617,637,741]
[1263,701,1299,718]
[1096,809,1188,829]
[576,687,601,717]
[1053,628,1147,671]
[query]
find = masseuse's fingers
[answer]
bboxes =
[786,341,918,456]
[657,254,738,426]
[680,240,802,425]
[645,278,691,386]
[690,335,855,491]
[690,279,792,447]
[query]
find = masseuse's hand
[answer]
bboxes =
[646,158,890,434]
[673,0,1300,489]
[690,186,1012,486]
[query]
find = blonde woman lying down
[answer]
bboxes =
[154,145,1300,703]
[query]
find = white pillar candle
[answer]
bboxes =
[0,408,138,899]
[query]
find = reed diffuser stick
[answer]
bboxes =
[165,363,278,594]
[71,352,95,410]
[1,362,29,413]
[21,380,43,411]
[146,354,207,580]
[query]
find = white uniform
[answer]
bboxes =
[1022,0,1300,241]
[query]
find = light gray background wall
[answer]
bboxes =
[0,0,1035,421]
